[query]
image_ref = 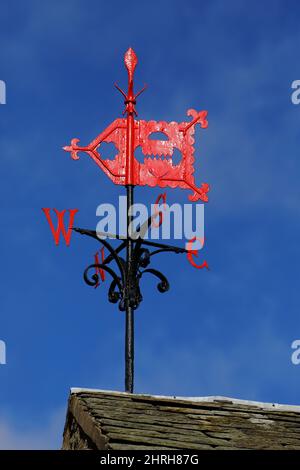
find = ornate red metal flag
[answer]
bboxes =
[63,48,209,202]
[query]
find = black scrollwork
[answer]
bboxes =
[74,227,187,312]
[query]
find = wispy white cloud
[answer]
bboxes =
[0,407,65,450]
[135,312,293,403]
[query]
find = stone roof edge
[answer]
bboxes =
[70,387,300,413]
[65,393,108,449]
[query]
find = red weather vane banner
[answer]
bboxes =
[63,48,210,202]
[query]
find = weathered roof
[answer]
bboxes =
[62,388,300,450]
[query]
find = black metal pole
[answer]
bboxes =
[125,184,134,393]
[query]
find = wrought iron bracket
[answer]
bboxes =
[73,226,187,312]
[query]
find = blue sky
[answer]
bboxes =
[1,0,300,449]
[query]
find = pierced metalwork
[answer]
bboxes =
[63,48,209,202]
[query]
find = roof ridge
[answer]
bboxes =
[70,388,300,413]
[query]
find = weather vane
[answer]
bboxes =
[63,48,209,393]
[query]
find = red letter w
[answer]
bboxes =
[42,208,79,246]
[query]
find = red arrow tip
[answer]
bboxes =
[124,48,138,79]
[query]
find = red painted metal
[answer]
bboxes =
[42,208,79,246]
[152,193,167,228]
[186,237,209,269]
[63,48,209,202]
[94,247,106,288]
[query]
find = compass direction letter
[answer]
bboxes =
[42,208,79,246]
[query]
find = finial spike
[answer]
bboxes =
[124,48,138,85]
